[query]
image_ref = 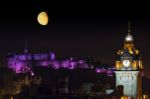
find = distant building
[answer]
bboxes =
[7,49,115,77]
[7,51,93,75]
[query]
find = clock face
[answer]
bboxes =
[123,60,130,68]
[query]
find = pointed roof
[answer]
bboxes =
[24,40,29,54]
[128,20,131,34]
[125,20,133,42]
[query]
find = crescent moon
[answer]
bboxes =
[37,11,49,25]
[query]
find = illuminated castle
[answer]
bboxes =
[7,51,90,74]
[7,45,114,77]
[114,21,143,99]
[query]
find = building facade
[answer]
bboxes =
[114,22,143,99]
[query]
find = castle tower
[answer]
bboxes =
[24,40,29,54]
[114,21,143,99]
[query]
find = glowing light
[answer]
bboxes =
[70,61,76,69]
[10,96,14,99]
[139,60,143,69]
[107,70,113,76]
[52,61,60,69]
[126,36,132,41]
[122,60,130,68]
[8,52,115,74]
[62,60,69,68]
[96,68,101,73]
[37,11,49,25]
[125,34,133,42]
[115,61,121,69]
[120,96,130,99]
[135,50,139,54]
[78,60,85,64]
[31,72,35,76]
[143,94,149,99]
[50,53,55,60]
[39,61,49,66]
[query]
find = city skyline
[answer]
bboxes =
[0,1,150,79]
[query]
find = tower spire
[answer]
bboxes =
[128,20,131,34]
[24,40,28,54]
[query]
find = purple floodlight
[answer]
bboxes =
[8,51,117,75]
[50,53,55,60]
[107,70,113,76]
[52,61,60,69]
[96,68,101,73]
[39,60,49,67]
[15,54,32,60]
[34,54,48,60]
[15,61,25,73]
[69,61,77,69]
[31,72,35,76]
[62,60,70,68]
[78,60,85,64]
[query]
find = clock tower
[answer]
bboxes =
[114,21,143,99]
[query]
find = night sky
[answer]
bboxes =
[0,1,150,77]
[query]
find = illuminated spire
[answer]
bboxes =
[124,20,133,42]
[128,20,131,34]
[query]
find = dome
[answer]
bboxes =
[125,33,133,42]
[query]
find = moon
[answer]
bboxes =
[37,11,49,25]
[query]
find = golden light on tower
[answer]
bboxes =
[37,11,49,25]
[10,96,14,99]
[115,61,121,69]
[120,96,130,99]
[132,60,138,69]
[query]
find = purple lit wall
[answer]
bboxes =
[95,67,114,76]
[7,52,89,74]
[7,51,114,76]
[7,52,55,75]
